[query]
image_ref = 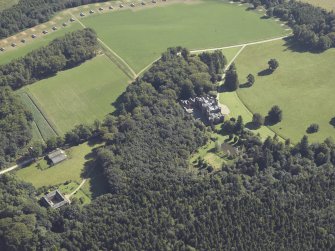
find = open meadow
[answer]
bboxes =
[81,0,288,72]
[0,0,18,10]
[21,55,130,135]
[233,39,335,143]
[300,0,335,11]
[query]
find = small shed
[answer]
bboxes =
[41,190,69,209]
[47,148,67,165]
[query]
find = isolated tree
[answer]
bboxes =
[267,105,282,124]
[224,63,239,91]
[234,115,244,133]
[252,113,264,128]
[30,141,43,158]
[307,123,319,133]
[268,59,279,72]
[247,74,255,86]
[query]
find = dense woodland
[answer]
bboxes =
[0,28,98,90]
[0,48,334,250]
[0,87,32,169]
[0,0,108,39]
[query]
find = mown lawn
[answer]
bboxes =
[15,142,98,188]
[24,55,130,135]
[81,0,288,72]
[234,39,335,143]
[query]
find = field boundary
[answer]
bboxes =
[71,13,137,79]
[24,91,60,136]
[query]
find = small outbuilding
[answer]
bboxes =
[42,30,48,34]
[52,26,57,31]
[89,10,94,14]
[47,148,67,166]
[11,43,16,47]
[70,18,75,22]
[109,5,114,9]
[221,143,239,157]
[32,34,37,38]
[41,190,69,209]
[0,47,5,52]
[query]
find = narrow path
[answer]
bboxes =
[72,13,137,78]
[190,34,291,53]
[66,179,87,199]
[0,158,33,175]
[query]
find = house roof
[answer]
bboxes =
[47,148,67,164]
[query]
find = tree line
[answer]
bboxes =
[0,28,98,90]
[0,0,108,39]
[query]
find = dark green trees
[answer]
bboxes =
[247,73,255,86]
[267,105,282,124]
[268,59,279,72]
[224,63,239,91]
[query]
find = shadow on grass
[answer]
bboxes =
[81,148,109,199]
[329,117,335,128]
[239,82,252,88]
[245,122,261,130]
[282,37,325,54]
[258,68,272,76]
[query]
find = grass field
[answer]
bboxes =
[81,0,288,72]
[16,142,98,188]
[233,39,335,143]
[18,92,58,141]
[0,0,18,10]
[22,55,130,135]
[300,0,335,11]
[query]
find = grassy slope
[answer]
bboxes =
[81,0,287,72]
[0,0,18,10]
[300,0,335,11]
[16,142,96,188]
[24,55,130,135]
[234,39,335,143]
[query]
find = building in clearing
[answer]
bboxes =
[41,190,69,209]
[221,143,239,157]
[180,95,224,125]
[47,148,67,165]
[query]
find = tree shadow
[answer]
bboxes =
[239,82,252,88]
[264,116,277,126]
[282,38,325,54]
[258,68,272,76]
[245,122,261,130]
[80,148,109,199]
[330,117,335,128]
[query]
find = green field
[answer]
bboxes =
[18,92,58,141]
[22,55,130,135]
[0,0,18,10]
[16,142,98,188]
[300,0,335,11]
[81,0,288,72]
[233,39,335,143]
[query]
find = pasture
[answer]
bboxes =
[0,0,18,10]
[300,0,335,11]
[233,39,335,143]
[16,142,98,188]
[81,0,288,72]
[22,55,130,135]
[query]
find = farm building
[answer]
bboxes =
[41,190,69,209]
[180,95,224,125]
[47,148,67,165]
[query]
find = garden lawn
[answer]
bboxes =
[234,39,335,143]
[24,55,130,135]
[81,0,288,73]
[15,142,97,188]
